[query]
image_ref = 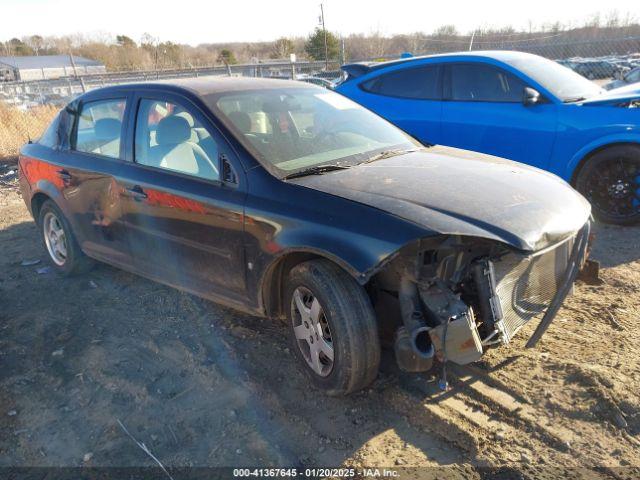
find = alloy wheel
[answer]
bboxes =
[583,157,640,220]
[290,286,334,377]
[43,211,68,266]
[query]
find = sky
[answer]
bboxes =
[1,0,638,44]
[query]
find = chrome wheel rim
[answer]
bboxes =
[291,286,334,377]
[43,211,68,266]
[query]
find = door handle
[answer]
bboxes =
[125,185,148,201]
[57,169,72,181]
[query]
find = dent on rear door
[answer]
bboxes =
[63,154,130,263]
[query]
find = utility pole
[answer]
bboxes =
[69,51,78,77]
[154,46,159,78]
[468,31,476,51]
[68,51,86,92]
[5,42,19,81]
[320,3,328,70]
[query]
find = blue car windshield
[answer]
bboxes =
[508,56,604,102]
[211,88,419,177]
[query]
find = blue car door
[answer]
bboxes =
[440,62,558,170]
[349,63,443,145]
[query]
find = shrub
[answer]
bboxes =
[0,102,59,162]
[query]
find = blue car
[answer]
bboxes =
[336,51,640,224]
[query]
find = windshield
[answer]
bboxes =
[508,56,604,102]
[210,87,419,177]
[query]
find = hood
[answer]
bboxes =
[581,83,640,106]
[290,146,591,252]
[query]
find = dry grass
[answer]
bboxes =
[0,102,59,163]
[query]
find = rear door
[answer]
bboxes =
[118,91,248,302]
[61,93,133,265]
[355,63,443,145]
[440,62,558,170]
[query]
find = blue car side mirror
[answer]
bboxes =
[523,87,541,106]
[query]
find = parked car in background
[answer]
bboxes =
[336,51,640,225]
[19,78,591,395]
[571,60,621,79]
[605,66,640,90]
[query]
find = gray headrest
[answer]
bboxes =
[175,111,195,127]
[228,110,252,133]
[156,115,191,145]
[94,118,121,141]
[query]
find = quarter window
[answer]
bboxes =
[134,99,220,181]
[361,65,440,99]
[450,64,526,102]
[74,99,126,158]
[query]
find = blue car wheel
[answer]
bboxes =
[575,145,640,225]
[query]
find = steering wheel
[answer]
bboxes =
[314,119,356,143]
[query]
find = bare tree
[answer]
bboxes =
[271,37,294,59]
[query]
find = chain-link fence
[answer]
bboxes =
[2,31,639,162]
[357,32,640,82]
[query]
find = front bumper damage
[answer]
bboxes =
[475,220,591,349]
[380,221,591,372]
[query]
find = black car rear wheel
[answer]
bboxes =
[285,259,380,396]
[38,200,94,275]
[576,145,640,225]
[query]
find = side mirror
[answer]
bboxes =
[523,87,541,106]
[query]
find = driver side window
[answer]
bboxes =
[450,64,526,103]
[134,99,220,181]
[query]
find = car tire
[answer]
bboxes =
[38,200,94,275]
[575,145,640,226]
[285,259,380,396]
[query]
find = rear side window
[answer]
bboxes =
[450,64,525,102]
[361,65,441,100]
[74,99,126,158]
[134,99,220,181]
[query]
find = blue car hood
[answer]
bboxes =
[291,146,591,252]
[581,83,640,106]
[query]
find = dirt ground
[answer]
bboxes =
[1,163,639,479]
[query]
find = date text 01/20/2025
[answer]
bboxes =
[232,468,400,477]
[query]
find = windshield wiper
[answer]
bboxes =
[564,96,587,103]
[282,164,351,180]
[361,148,421,165]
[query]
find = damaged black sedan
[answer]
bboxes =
[19,78,591,396]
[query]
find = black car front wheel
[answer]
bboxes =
[38,200,94,275]
[285,259,380,396]
[576,145,640,225]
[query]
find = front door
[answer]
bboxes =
[440,62,558,170]
[118,93,248,302]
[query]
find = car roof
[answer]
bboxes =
[85,76,318,98]
[341,50,543,78]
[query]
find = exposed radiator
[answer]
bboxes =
[492,234,575,343]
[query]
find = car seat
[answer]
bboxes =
[148,115,218,180]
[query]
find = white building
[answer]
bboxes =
[0,55,106,81]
